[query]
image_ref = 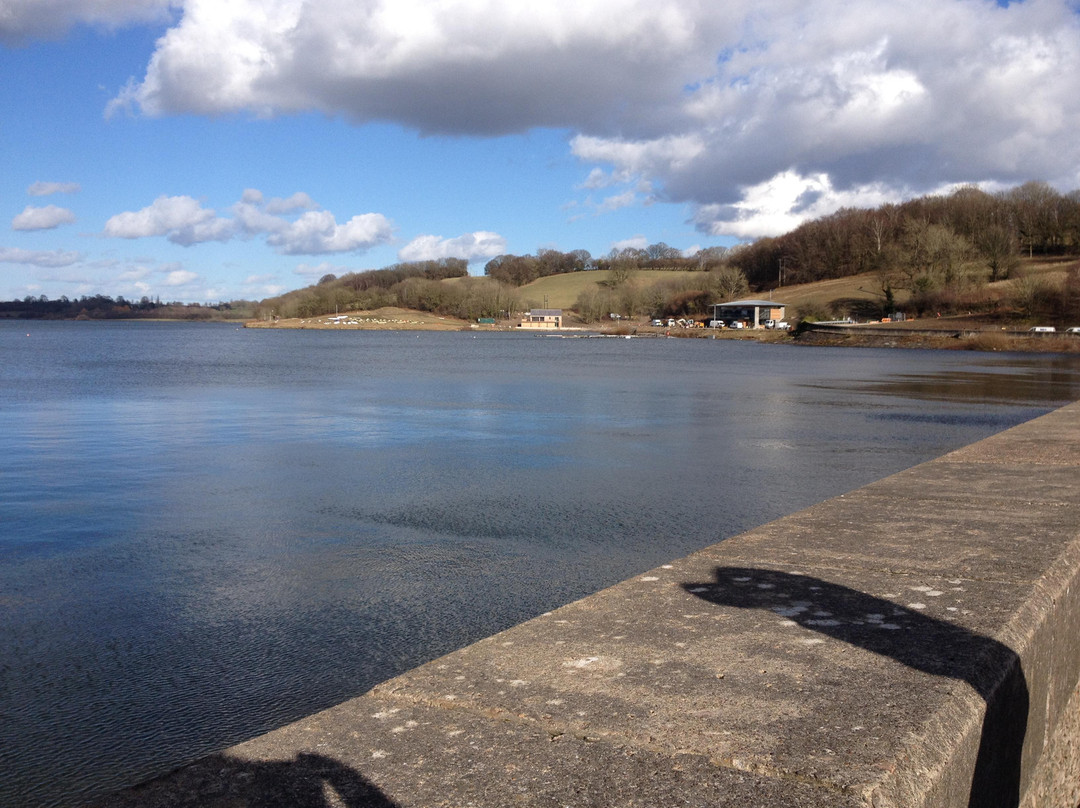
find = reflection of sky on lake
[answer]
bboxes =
[2,323,1079,806]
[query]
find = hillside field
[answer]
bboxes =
[515,270,704,310]
[507,258,1073,316]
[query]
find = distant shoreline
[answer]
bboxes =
[8,312,1077,352]
[241,309,1080,353]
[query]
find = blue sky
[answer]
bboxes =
[2,0,1079,303]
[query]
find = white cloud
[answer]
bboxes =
[243,274,286,295]
[693,171,903,240]
[579,168,615,191]
[597,190,638,214]
[27,181,81,196]
[0,0,178,44]
[611,235,647,252]
[115,265,152,283]
[104,190,393,255]
[265,192,317,214]
[87,0,1080,237]
[398,231,506,262]
[266,211,394,255]
[12,205,77,231]
[0,247,83,267]
[104,195,234,245]
[232,191,319,223]
[111,0,720,131]
[62,258,211,301]
[163,269,199,286]
[231,200,289,236]
[568,2,1080,235]
[572,134,705,178]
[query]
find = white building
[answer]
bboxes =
[519,309,563,329]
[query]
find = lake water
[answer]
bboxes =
[2,321,1079,807]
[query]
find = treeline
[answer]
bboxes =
[728,182,1080,295]
[256,258,468,318]
[255,258,519,321]
[482,243,745,322]
[483,244,731,286]
[0,294,255,321]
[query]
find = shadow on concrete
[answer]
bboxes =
[683,567,1029,808]
[102,751,399,808]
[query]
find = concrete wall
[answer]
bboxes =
[101,401,1080,808]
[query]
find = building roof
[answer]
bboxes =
[713,299,787,308]
[529,309,563,316]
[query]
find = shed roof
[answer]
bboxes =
[713,299,787,308]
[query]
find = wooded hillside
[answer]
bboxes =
[260,180,1079,325]
[486,181,1080,323]
[727,182,1079,288]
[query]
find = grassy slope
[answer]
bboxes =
[739,257,1077,316]
[515,268,900,316]
[458,257,1077,318]
[515,270,704,310]
[763,274,898,312]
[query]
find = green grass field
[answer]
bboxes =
[516,270,705,309]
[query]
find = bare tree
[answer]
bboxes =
[978,224,1020,282]
[708,265,749,301]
